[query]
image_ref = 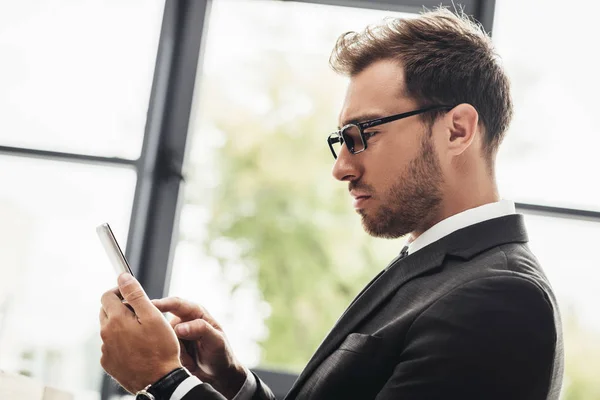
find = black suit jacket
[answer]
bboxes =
[183,214,564,399]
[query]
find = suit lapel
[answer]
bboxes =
[287,246,446,398]
[286,214,529,399]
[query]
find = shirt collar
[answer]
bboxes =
[406,200,516,256]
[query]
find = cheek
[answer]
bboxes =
[362,126,428,182]
[364,145,411,185]
[376,128,422,160]
[428,130,450,166]
[363,160,405,196]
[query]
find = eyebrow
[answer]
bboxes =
[338,113,386,130]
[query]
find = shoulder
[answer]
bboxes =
[394,274,560,399]
[436,241,554,305]
[409,274,558,352]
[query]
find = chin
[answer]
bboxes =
[359,207,418,239]
[360,215,406,239]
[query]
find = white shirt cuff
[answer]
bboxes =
[232,368,257,400]
[169,368,256,400]
[170,376,203,400]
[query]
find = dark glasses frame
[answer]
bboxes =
[327,105,455,159]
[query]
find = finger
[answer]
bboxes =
[110,286,123,300]
[153,297,220,329]
[175,319,223,350]
[152,297,198,320]
[117,273,153,318]
[151,299,181,324]
[99,306,108,323]
[101,289,126,317]
[170,316,183,329]
[178,345,197,372]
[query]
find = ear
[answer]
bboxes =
[444,103,479,156]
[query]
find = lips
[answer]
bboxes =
[352,195,371,209]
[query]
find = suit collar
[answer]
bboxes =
[287,214,528,398]
[408,200,516,255]
[442,213,528,259]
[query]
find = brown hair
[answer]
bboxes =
[330,8,513,161]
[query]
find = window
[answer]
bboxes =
[170,0,413,372]
[0,156,135,399]
[0,1,164,159]
[493,0,600,212]
[0,1,164,399]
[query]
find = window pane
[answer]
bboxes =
[0,155,136,399]
[170,0,412,373]
[523,213,600,398]
[493,1,600,212]
[0,1,164,159]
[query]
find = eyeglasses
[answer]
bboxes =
[326,105,454,159]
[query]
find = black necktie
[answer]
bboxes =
[399,245,409,259]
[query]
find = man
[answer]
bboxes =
[100,8,563,400]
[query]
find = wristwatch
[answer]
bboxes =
[135,367,191,400]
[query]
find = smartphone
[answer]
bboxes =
[96,222,199,365]
[96,223,133,277]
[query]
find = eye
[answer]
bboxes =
[364,130,379,140]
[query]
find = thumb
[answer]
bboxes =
[118,273,152,317]
[175,319,223,350]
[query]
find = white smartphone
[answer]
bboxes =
[96,222,200,364]
[96,223,134,277]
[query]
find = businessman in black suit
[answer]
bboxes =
[99,8,563,400]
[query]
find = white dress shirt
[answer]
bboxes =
[170,367,257,400]
[172,200,516,400]
[406,199,516,255]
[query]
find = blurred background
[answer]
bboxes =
[0,0,598,399]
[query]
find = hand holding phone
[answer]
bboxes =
[96,223,200,365]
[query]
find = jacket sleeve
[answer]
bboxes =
[374,275,559,400]
[181,372,276,400]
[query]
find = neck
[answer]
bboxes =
[411,175,499,241]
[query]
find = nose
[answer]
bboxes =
[332,144,361,182]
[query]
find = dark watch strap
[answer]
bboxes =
[147,367,192,400]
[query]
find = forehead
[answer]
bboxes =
[338,59,412,126]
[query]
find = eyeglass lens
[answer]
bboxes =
[330,125,364,158]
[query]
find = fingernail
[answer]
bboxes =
[177,324,189,335]
[118,273,133,285]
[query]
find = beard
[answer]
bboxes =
[356,132,444,239]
